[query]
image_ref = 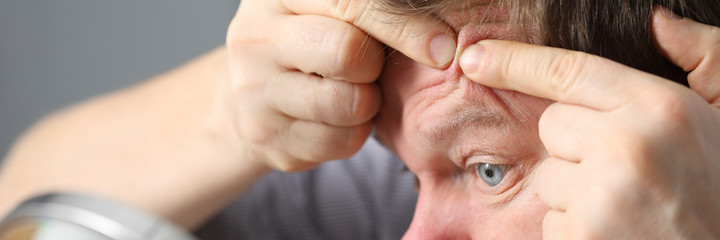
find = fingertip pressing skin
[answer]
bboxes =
[458,40,528,91]
[281,0,456,69]
[429,33,458,67]
[350,9,458,69]
[459,39,664,111]
[458,40,527,93]
[458,43,485,75]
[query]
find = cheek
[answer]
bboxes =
[473,183,548,239]
[410,177,549,239]
[406,178,479,239]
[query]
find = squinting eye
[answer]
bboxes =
[475,163,506,187]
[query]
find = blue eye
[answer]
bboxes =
[475,163,505,187]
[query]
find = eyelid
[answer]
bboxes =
[463,155,508,169]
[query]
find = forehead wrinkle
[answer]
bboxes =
[418,107,510,146]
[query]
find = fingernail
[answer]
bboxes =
[659,6,682,20]
[430,33,456,66]
[459,44,484,74]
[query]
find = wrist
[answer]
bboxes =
[203,47,272,172]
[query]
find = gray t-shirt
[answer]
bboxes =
[194,138,418,239]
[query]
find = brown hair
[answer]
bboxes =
[376,0,720,86]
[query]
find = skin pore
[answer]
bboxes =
[374,1,553,238]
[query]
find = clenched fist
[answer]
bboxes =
[225,0,455,171]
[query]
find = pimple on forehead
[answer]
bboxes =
[438,2,522,48]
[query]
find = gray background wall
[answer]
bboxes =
[0,0,241,162]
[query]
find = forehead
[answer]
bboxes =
[378,0,510,26]
[373,0,547,166]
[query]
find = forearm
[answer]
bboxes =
[0,47,269,230]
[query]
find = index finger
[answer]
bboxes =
[280,0,457,69]
[459,40,665,110]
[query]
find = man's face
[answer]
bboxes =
[374,2,553,239]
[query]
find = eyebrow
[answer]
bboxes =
[418,108,511,144]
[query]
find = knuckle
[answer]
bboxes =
[546,52,593,101]
[685,27,720,95]
[282,142,327,165]
[300,140,340,161]
[225,18,242,48]
[346,83,380,122]
[314,125,369,160]
[330,0,354,20]
[305,85,325,120]
[226,18,268,59]
[385,20,412,48]
[604,129,657,181]
[331,27,373,78]
[226,16,252,49]
[609,129,653,162]
[240,113,278,145]
[321,82,379,125]
[655,95,690,126]
[342,84,363,121]
[270,156,295,172]
[537,103,561,138]
[303,127,341,159]
[345,123,372,152]
[260,146,312,172]
[637,88,691,129]
[499,42,521,80]
[570,189,620,240]
[296,149,327,164]
[333,0,373,24]
[690,33,720,80]
[273,156,316,172]
[318,81,350,122]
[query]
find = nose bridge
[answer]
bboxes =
[402,183,472,240]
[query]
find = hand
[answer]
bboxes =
[225,0,455,171]
[458,7,720,239]
[653,7,720,107]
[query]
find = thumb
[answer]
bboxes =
[281,0,456,68]
[653,6,720,105]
